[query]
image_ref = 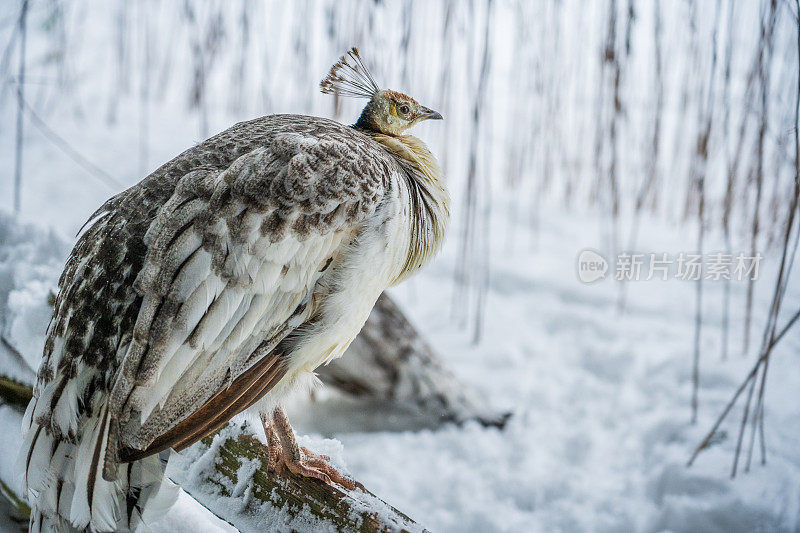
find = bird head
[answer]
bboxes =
[321,48,442,136]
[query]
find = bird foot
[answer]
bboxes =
[261,407,362,492]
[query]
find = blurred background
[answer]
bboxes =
[1,0,800,531]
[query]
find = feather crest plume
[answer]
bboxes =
[320,47,380,99]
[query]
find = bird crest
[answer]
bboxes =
[320,47,380,99]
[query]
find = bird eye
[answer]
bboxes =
[399,105,410,115]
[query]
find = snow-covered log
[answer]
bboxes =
[169,422,425,533]
[321,293,510,428]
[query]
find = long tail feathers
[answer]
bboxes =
[70,404,118,530]
[21,399,176,532]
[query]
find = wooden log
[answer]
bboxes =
[169,422,426,533]
[0,374,32,411]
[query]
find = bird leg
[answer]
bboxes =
[260,407,362,491]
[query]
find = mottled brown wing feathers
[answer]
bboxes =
[119,346,287,462]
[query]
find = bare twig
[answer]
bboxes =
[745,0,800,471]
[743,1,778,358]
[720,0,736,362]
[452,0,493,344]
[740,0,781,474]
[691,0,721,423]
[12,0,28,214]
[690,0,798,473]
[20,97,123,189]
[687,307,800,467]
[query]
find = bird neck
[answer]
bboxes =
[367,132,451,284]
[354,106,380,133]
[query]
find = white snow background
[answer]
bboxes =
[1,1,799,532]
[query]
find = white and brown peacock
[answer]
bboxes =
[21,48,449,531]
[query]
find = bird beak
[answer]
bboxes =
[420,106,443,121]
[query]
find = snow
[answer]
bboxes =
[1,0,799,531]
[0,212,66,380]
[147,490,238,533]
[0,405,25,495]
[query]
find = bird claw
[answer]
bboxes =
[300,445,330,463]
[262,408,362,492]
[294,449,362,491]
